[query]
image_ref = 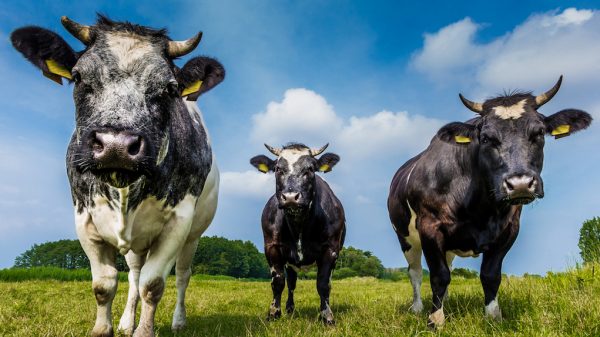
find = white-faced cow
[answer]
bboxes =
[11,16,225,337]
[250,143,345,324]
[387,77,592,328]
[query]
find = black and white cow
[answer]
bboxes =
[11,16,225,337]
[250,143,346,324]
[387,77,592,328]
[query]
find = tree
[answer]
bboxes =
[579,217,600,263]
[14,239,127,271]
[336,246,384,278]
[193,236,270,278]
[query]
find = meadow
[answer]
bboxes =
[0,265,599,337]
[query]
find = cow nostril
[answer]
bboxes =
[528,177,535,189]
[92,133,104,154]
[505,179,514,191]
[282,194,287,201]
[294,193,299,201]
[127,136,142,156]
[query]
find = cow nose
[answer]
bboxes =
[281,192,301,205]
[503,175,536,194]
[92,131,146,170]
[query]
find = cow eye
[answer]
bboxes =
[166,81,179,98]
[72,71,81,84]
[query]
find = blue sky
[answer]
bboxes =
[0,1,598,275]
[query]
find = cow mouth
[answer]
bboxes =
[92,168,143,188]
[507,196,536,205]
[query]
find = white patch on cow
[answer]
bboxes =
[184,101,212,145]
[279,148,311,173]
[429,307,445,326]
[156,133,169,165]
[450,249,480,258]
[445,251,456,271]
[297,233,304,261]
[493,99,527,120]
[485,298,502,320]
[404,200,424,313]
[106,33,155,73]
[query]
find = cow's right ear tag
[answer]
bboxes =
[258,163,269,173]
[454,135,471,144]
[181,80,203,101]
[43,59,72,85]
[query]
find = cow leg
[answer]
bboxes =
[285,265,297,314]
[134,205,194,337]
[317,249,337,325]
[480,252,504,321]
[171,238,200,331]
[444,252,456,300]
[76,212,119,337]
[421,234,450,328]
[118,251,146,335]
[403,240,424,313]
[267,263,286,320]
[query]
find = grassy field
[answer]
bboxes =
[1,265,599,337]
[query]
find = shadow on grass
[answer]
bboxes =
[155,313,266,337]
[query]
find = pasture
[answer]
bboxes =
[1,265,599,336]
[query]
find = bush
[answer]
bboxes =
[452,267,479,279]
[336,246,385,278]
[579,217,600,263]
[193,236,270,279]
[333,267,358,279]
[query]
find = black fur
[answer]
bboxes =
[11,26,79,73]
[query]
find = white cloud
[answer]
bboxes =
[251,88,444,161]
[412,8,600,90]
[220,170,274,199]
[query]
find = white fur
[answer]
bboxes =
[279,148,311,173]
[485,298,502,320]
[404,201,424,313]
[106,33,155,72]
[493,99,526,120]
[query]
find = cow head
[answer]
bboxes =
[250,143,340,210]
[11,15,225,188]
[437,76,592,205]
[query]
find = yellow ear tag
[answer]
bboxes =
[44,59,72,85]
[181,80,203,97]
[257,163,269,173]
[454,135,471,144]
[551,124,570,137]
[319,164,330,172]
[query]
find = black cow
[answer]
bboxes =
[250,143,346,324]
[387,77,592,328]
[11,16,224,337]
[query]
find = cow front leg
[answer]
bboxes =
[118,251,146,335]
[76,212,118,337]
[134,206,194,337]
[317,249,337,325]
[421,235,450,329]
[171,238,200,331]
[285,265,297,314]
[267,263,286,320]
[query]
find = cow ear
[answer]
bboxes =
[179,56,225,101]
[544,109,592,139]
[317,153,340,173]
[11,26,79,85]
[250,155,275,173]
[437,122,477,144]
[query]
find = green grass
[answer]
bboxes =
[0,265,599,336]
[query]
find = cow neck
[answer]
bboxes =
[283,190,317,241]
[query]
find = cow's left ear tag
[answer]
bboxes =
[454,135,471,144]
[258,163,270,173]
[551,124,570,139]
[181,80,203,101]
[43,59,72,85]
[319,164,331,173]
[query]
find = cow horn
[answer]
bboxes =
[167,32,202,58]
[264,144,282,156]
[535,75,563,108]
[310,143,329,156]
[459,93,484,114]
[61,16,91,45]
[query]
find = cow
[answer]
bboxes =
[11,15,225,337]
[387,77,592,328]
[250,143,346,324]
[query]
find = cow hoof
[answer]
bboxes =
[322,317,336,326]
[410,301,424,314]
[485,300,502,321]
[267,310,282,321]
[91,325,114,337]
[132,324,154,337]
[171,320,186,332]
[286,305,295,315]
[427,309,445,329]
